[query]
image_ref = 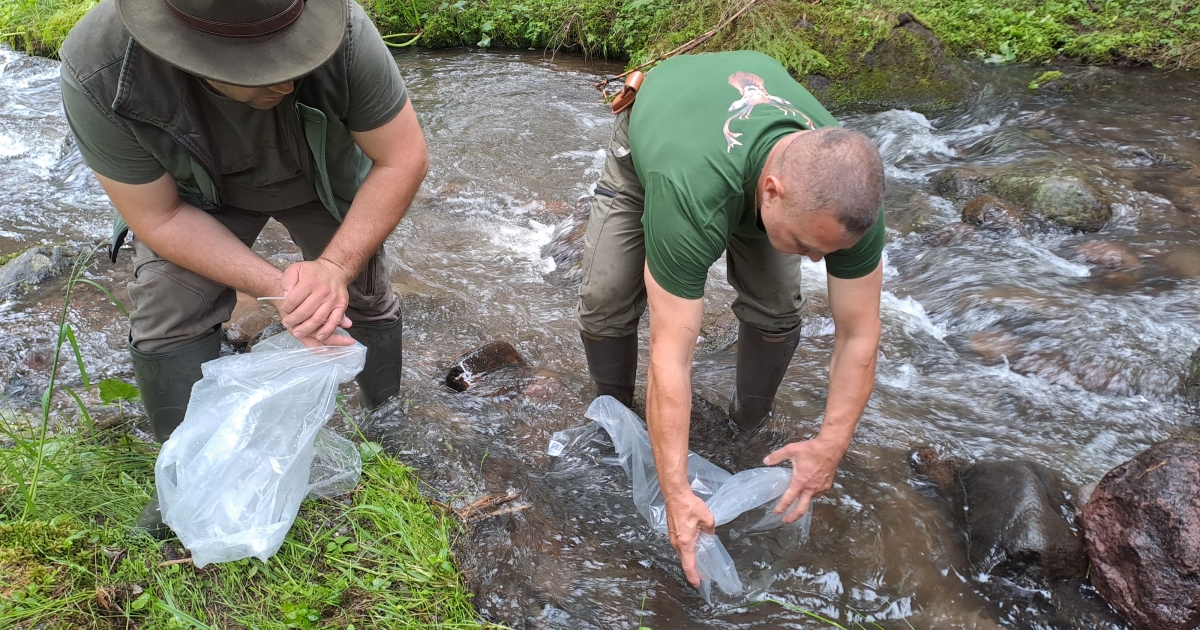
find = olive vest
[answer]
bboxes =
[60,0,372,262]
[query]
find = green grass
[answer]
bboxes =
[361,0,1200,73]
[4,0,1198,72]
[0,429,486,629]
[0,248,487,629]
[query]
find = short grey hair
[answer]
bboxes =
[779,127,885,235]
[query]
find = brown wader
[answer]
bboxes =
[575,109,805,431]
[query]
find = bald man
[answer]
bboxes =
[575,51,886,588]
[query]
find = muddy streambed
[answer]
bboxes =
[2,46,1199,629]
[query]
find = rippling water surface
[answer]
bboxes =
[2,45,1198,629]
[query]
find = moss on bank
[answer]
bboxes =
[4,0,1199,73]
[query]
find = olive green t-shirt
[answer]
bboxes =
[61,4,408,211]
[628,51,886,299]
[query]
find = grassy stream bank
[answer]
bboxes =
[4,0,1199,81]
[0,250,486,629]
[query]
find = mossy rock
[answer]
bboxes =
[933,162,1111,232]
[1032,67,1118,94]
[806,15,972,113]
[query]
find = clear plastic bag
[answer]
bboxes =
[155,332,366,568]
[549,395,805,603]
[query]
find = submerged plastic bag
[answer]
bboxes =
[156,332,366,568]
[548,396,809,603]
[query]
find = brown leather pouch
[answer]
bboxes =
[610,71,644,115]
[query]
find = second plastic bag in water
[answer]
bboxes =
[549,395,809,603]
[156,332,366,568]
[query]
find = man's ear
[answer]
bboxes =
[761,174,785,209]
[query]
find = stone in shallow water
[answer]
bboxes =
[1076,241,1141,272]
[1184,347,1200,407]
[911,448,1087,583]
[962,194,1025,226]
[932,162,1111,232]
[225,309,277,349]
[1082,434,1200,630]
[445,341,528,393]
[0,246,78,299]
[540,196,592,289]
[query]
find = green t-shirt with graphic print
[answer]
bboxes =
[627,51,886,299]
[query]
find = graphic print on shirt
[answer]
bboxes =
[723,71,814,152]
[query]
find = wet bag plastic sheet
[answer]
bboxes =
[156,332,366,568]
[549,395,804,602]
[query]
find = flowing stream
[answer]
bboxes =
[1,45,1198,629]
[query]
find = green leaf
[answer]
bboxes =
[130,592,152,611]
[477,35,492,47]
[357,441,383,462]
[98,378,139,403]
[481,20,494,32]
[341,543,358,553]
[64,325,90,392]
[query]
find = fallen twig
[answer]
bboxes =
[158,558,193,568]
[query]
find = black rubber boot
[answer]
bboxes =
[347,315,403,409]
[728,321,802,432]
[129,326,221,539]
[130,326,221,443]
[580,331,637,408]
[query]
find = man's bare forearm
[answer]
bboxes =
[817,328,879,448]
[317,161,424,282]
[646,359,695,499]
[137,202,282,297]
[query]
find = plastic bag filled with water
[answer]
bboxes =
[155,332,366,568]
[548,395,808,603]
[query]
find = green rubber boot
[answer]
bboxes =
[129,326,221,538]
[580,332,638,408]
[728,321,802,432]
[347,315,403,409]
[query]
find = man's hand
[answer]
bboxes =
[664,491,716,587]
[764,435,849,523]
[275,259,355,346]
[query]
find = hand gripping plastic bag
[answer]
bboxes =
[548,395,809,603]
[155,332,366,568]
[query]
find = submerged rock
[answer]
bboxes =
[1184,347,1200,407]
[1076,241,1141,271]
[1032,67,1118,94]
[933,162,1111,232]
[540,195,591,288]
[1082,434,1200,630]
[697,311,739,355]
[961,194,1025,227]
[445,341,529,393]
[0,246,79,299]
[911,448,1086,582]
[225,310,277,349]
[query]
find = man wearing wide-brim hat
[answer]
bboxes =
[59,0,428,533]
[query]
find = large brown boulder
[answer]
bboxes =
[1082,435,1200,630]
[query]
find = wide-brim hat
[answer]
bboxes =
[115,0,348,87]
